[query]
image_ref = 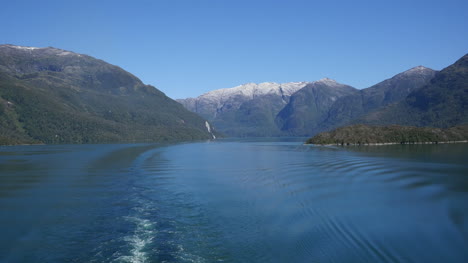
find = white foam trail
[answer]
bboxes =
[116,216,155,263]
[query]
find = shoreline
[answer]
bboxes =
[306,140,468,146]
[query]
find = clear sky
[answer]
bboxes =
[1,0,467,99]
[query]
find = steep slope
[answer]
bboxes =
[275,78,358,136]
[317,66,436,132]
[0,44,214,144]
[361,54,468,127]
[178,82,310,136]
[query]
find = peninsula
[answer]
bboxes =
[306,124,468,145]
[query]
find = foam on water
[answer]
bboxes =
[112,148,220,263]
[2,141,467,262]
[116,216,155,263]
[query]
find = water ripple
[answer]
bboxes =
[1,141,467,262]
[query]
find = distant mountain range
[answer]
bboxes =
[314,66,437,134]
[1,44,465,144]
[178,56,464,137]
[360,54,468,128]
[0,44,215,145]
[178,82,311,136]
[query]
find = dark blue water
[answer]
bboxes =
[1,139,467,262]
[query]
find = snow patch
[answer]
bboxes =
[8,45,40,50]
[58,51,74,56]
[316,78,338,84]
[404,66,431,74]
[4,45,82,57]
[180,79,348,118]
[195,81,310,106]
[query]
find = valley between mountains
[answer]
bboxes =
[178,54,467,139]
[0,44,467,145]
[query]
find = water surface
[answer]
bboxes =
[1,140,467,262]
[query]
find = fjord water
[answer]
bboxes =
[1,140,467,262]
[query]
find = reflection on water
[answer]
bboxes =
[347,143,468,163]
[0,140,467,262]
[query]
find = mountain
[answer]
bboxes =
[0,44,215,145]
[178,65,435,138]
[275,78,358,136]
[306,124,468,145]
[179,55,465,138]
[178,82,310,136]
[316,66,436,132]
[360,54,468,128]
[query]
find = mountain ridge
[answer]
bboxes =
[177,81,312,136]
[0,44,215,144]
[177,66,436,136]
[314,65,437,133]
[177,79,356,137]
[359,53,468,128]
[177,81,310,115]
[178,63,438,137]
[275,80,358,136]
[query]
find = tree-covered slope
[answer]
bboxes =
[179,54,465,138]
[0,45,214,144]
[360,54,468,128]
[306,124,468,145]
[318,66,436,132]
[275,79,357,136]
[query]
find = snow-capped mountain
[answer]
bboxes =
[178,65,438,138]
[177,79,357,137]
[177,81,310,120]
[275,79,358,136]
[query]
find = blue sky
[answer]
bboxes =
[1,0,467,98]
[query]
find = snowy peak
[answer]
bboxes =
[401,65,434,75]
[196,81,310,102]
[313,78,341,86]
[316,77,337,83]
[302,78,351,90]
[180,78,350,109]
[0,44,82,57]
[177,78,356,137]
[4,44,42,50]
[177,81,314,120]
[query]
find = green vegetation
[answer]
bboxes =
[319,67,436,133]
[306,124,468,145]
[0,45,213,145]
[275,82,357,136]
[213,95,290,137]
[360,54,468,128]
